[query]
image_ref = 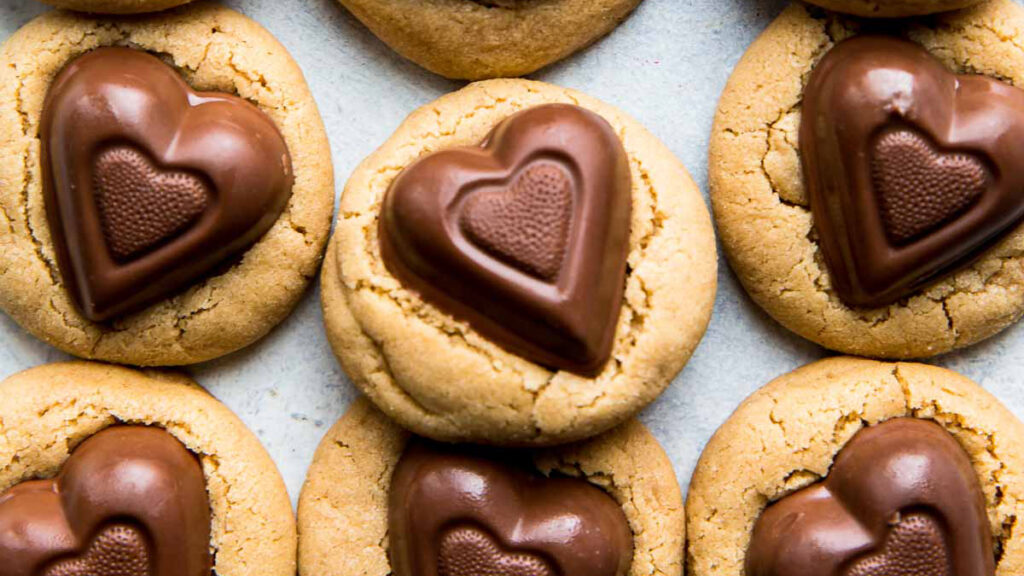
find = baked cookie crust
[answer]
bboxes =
[297,398,684,576]
[0,361,296,576]
[686,356,1024,576]
[35,0,194,14]
[0,2,335,366]
[803,0,981,17]
[321,79,717,446]
[710,0,1024,359]
[335,0,643,80]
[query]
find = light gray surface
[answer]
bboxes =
[1,0,1023,508]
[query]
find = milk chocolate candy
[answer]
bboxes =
[801,36,1024,307]
[389,440,634,576]
[0,426,211,576]
[379,104,632,376]
[42,47,293,322]
[747,418,994,576]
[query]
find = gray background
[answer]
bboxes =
[2,0,1023,507]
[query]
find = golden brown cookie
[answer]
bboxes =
[297,398,684,576]
[686,356,1024,576]
[710,0,1024,359]
[321,79,717,446]
[802,0,981,17]
[35,0,194,14]
[335,0,644,80]
[0,361,296,576]
[0,3,335,366]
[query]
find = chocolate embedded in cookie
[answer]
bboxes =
[388,440,634,576]
[746,418,993,576]
[801,35,1024,308]
[41,47,293,322]
[0,426,211,576]
[379,104,632,376]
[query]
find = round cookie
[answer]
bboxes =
[0,361,296,576]
[297,398,684,576]
[710,0,1024,359]
[335,0,644,80]
[686,357,1024,576]
[35,0,194,14]
[0,2,334,366]
[321,79,717,446]
[802,0,981,17]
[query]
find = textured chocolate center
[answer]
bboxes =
[846,513,950,576]
[42,524,151,576]
[94,146,210,261]
[461,163,573,281]
[439,527,554,576]
[872,129,987,245]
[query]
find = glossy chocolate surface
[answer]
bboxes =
[0,426,211,576]
[801,36,1024,307]
[747,418,993,576]
[379,104,632,376]
[388,440,633,576]
[42,47,293,322]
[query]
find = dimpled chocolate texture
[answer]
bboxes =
[0,426,211,576]
[42,47,293,322]
[801,36,1024,308]
[746,418,994,576]
[388,440,634,576]
[379,104,632,376]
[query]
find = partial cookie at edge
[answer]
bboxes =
[336,0,644,80]
[0,361,296,576]
[35,0,195,14]
[685,356,1024,576]
[0,2,334,366]
[709,0,1024,359]
[297,397,684,576]
[322,78,717,446]
[803,0,982,17]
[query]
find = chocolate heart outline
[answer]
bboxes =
[801,35,1024,308]
[438,525,556,576]
[460,162,575,282]
[41,47,294,322]
[745,418,994,576]
[379,104,632,375]
[0,426,212,576]
[388,440,634,576]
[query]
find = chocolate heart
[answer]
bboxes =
[379,104,632,376]
[93,146,211,262]
[42,47,293,322]
[801,36,1024,307]
[0,426,211,576]
[461,163,574,281]
[439,527,554,576]
[388,440,633,576]
[746,418,993,576]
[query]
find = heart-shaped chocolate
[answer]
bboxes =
[746,418,994,576]
[801,36,1024,307]
[388,440,634,576]
[379,104,632,376]
[42,47,293,322]
[0,426,211,576]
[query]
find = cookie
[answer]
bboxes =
[297,398,684,576]
[802,0,981,17]
[34,0,194,14]
[335,0,644,80]
[710,0,1024,359]
[321,79,717,445]
[0,2,334,366]
[686,357,1024,576]
[0,361,296,576]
